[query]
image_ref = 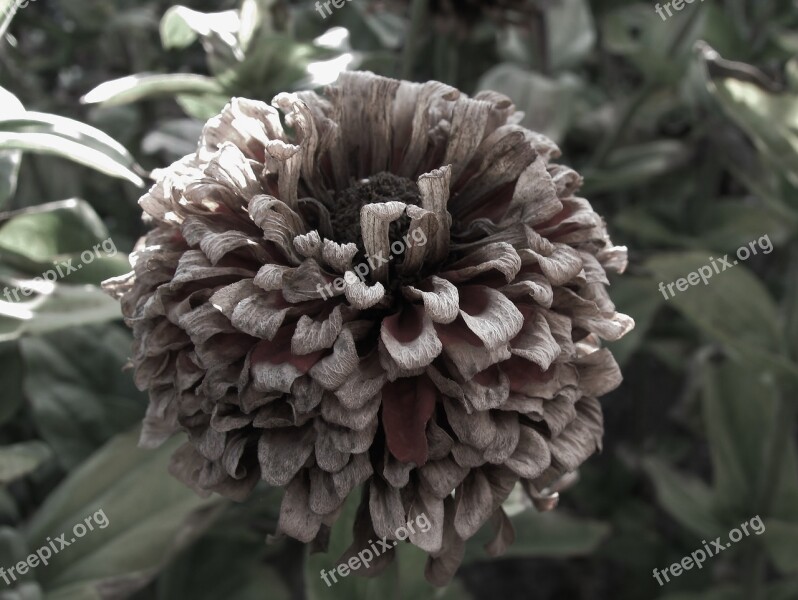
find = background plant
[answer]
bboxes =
[1,0,797,599]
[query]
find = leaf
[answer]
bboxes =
[20,325,145,468]
[762,519,798,575]
[646,251,794,379]
[477,64,581,144]
[658,587,744,600]
[700,44,798,187]
[0,199,129,285]
[175,93,230,121]
[159,5,200,50]
[702,362,798,521]
[0,87,25,208]
[0,284,121,343]
[642,456,725,539]
[0,112,142,180]
[25,429,223,596]
[0,132,143,187]
[0,199,108,262]
[0,0,20,39]
[0,341,23,425]
[582,141,690,194]
[462,509,609,565]
[394,543,472,600]
[547,0,595,71]
[81,74,222,108]
[0,441,52,484]
[153,496,290,600]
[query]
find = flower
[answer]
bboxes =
[104,71,633,585]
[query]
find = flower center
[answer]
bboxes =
[327,172,421,248]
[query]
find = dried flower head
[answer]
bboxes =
[104,71,632,585]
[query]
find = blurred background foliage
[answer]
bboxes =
[1,0,798,598]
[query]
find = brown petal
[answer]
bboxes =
[278,472,323,542]
[382,375,437,465]
[459,286,523,350]
[258,423,315,486]
[380,305,442,370]
[402,276,459,324]
[505,425,551,479]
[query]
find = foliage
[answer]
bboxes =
[1,0,797,598]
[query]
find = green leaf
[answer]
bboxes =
[477,65,581,144]
[0,132,143,187]
[702,362,798,521]
[0,112,141,181]
[582,141,689,194]
[642,456,725,539]
[0,441,52,484]
[0,200,108,262]
[0,199,129,284]
[462,509,609,565]
[25,429,223,595]
[701,45,798,187]
[646,251,793,378]
[159,5,200,50]
[394,543,472,600]
[762,519,798,575]
[175,93,230,121]
[768,578,798,600]
[0,87,25,208]
[0,341,23,425]
[658,587,744,600]
[20,325,145,468]
[0,0,21,39]
[0,284,121,343]
[81,74,222,108]
[547,0,595,71]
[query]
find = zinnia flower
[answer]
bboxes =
[104,71,632,584]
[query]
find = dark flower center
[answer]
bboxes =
[326,172,421,248]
